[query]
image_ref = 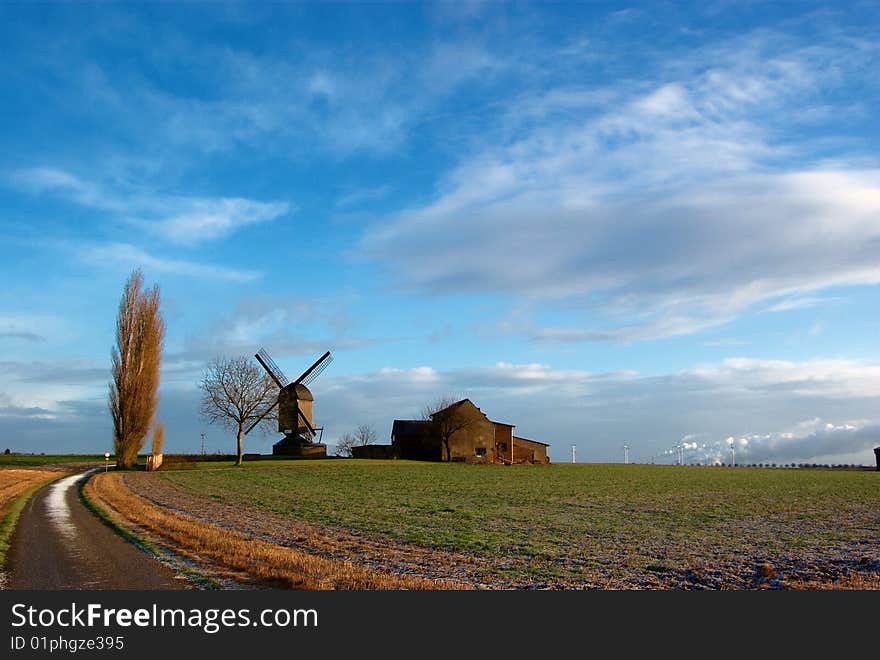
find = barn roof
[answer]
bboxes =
[429,398,472,417]
[391,419,431,437]
[432,400,519,430]
[513,435,550,447]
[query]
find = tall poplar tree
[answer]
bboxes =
[109,269,165,469]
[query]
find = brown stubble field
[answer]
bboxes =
[0,467,72,582]
[84,470,467,590]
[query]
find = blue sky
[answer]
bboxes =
[1,1,878,465]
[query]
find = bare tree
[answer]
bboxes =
[420,395,459,423]
[335,424,377,457]
[334,433,356,457]
[421,395,473,462]
[109,269,165,469]
[355,423,377,447]
[199,356,277,466]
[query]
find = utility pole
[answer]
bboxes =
[201,432,206,456]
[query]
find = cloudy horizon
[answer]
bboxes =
[1,2,878,465]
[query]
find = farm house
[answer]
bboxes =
[354,398,550,464]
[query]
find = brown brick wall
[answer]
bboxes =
[435,400,495,463]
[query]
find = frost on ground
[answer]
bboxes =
[122,470,879,590]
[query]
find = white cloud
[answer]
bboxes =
[677,419,880,466]
[79,243,261,282]
[10,167,290,245]
[0,358,109,423]
[4,353,878,463]
[702,337,748,347]
[11,167,87,193]
[310,356,880,464]
[9,167,107,208]
[169,295,381,374]
[694,358,880,398]
[367,168,880,340]
[632,83,699,121]
[0,315,46,343]
[121,37,501,158]
[362,29,880,341]
[139,197,290,244]
[764,296,845,313]
[0,313,76,345]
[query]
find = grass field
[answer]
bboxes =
[0,454,105,467]
[151,459,879,589]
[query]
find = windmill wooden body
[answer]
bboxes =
[246,348,333,456]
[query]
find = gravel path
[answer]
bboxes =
[7,470,192,590]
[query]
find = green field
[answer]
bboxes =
[155,460,879,587]
[0,454,105,467]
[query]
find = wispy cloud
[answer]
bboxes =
[10,167,80,190]
[169,294,382,371]
[4,5,520,165]
[764,296,845,313]
[0,402,56,420]
[0,360,108,387]
[0,330,44,342]
[9,167,290,245]
[702,337,748,347]
[524,313,737,344]
[136,197,290,244]
[0,313,70,344]
[78,242,261,282]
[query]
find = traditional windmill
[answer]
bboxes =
[245,348,333,456]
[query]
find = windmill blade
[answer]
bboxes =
[293,350,332,386]
[301,354,333,387]
[244,399,279,435]
[255,348,289,388]
[297,408,317,437]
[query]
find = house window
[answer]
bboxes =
[474,447,487,457]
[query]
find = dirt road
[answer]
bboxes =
[6,470,191,589]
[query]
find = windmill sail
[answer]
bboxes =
[244,399,279,436]
[301,354,333,387]
[255,348,289,388]
[297,409,317,439]
[293,351,333,386]
[248,347,333,454]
